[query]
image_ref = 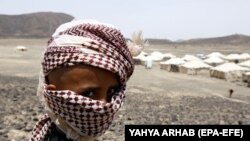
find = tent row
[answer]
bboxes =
[159,59,250,85]
[133,51,250,85]
[134,51,250,66]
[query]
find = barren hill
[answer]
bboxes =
[0,12,74,38]
[146,38,173,45]
[144,34,250,46]
[176,34,250,45]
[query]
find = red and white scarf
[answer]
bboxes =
[30,20,134,141]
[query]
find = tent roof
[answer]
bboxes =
[211,63,249,72]
[162,53,176,58]
[182,60,212,69]
[225,54,246,60]
[204,56,225,64]
[160,58,185,65]
[239,60,250,68]
[240,53,250,60]
[206,52,225,58]
[133,51,148,59]
[182,54,201,62]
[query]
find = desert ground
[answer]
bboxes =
[0,39,250,141]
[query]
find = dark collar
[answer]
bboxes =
[45,123,74,141]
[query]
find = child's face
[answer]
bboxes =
[47,64,120,103]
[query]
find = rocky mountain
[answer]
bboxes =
[1,12,250,45]
[181,34,250,45]
[146,38,173,45]
[0,12,74,38]
[145,34,250,46]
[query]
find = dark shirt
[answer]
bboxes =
[45,123,74,141]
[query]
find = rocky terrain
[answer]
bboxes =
[0,75,40,140]
[0,39,250,140]
[1,65,250,141]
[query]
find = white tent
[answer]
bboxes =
[203,56,225,67]
[206,52,225,58]
[133,51,148,65]
[137,55,155,68]
[179,60,212,75]
[139,55,152,63]
[150,51,164,61]
[210,63,250,81]
[15,45,28,51]
[133,51,148,59]
[161,53,176,61]
[160,58,185,72]
[239,53,250,60]
[224,54,246,63]
[239,60,250,69]
[196,53,206,59]
[181,54,201,62]
[160,58,185,65]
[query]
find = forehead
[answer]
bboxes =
[47,64,119,86]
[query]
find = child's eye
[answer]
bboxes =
[108,87,119,98]
[80,90,94,98]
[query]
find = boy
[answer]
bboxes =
[30,19,134,141]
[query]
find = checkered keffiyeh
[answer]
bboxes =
[29,20,134,141]
[44,19,134,83]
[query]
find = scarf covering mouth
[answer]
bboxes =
[42,88,125,136]
[29,19,134,141]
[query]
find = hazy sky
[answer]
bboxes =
[1,0,250,41]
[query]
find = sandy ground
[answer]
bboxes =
[0,39,250,141]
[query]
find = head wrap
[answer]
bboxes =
[44,19,133,83]
[30,19,134,141]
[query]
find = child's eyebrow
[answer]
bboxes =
[77,84,120,92]
[77,85,100,92]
